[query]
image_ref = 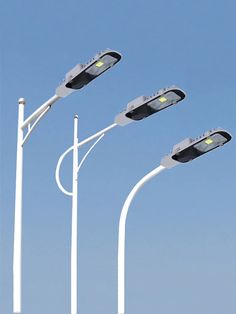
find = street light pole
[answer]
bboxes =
[117,165,166,314]
[13,98,25,313]
[117,128,232,314]
[56,119,117,314]
[13,95,62,313]
[71,115,79,314]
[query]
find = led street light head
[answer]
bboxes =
[161,128,232,168]
[66,50,121,89]
[115,86,186,126]
[56,49,122,97]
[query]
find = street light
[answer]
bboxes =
[55,85,186,314]
[117,128,232,314]
[169,129,232,163]
[56,49,122,97]
[115,86,186,126]
[13,49,122,314]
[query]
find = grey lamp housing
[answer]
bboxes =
[115,86,186,126]
[161,128,232,169]
[56,49,122,97]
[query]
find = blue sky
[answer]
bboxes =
[0,1,236,313]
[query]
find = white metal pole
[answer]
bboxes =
[13,98,26,313]
[71,115,79,314]
[118,165,166,314]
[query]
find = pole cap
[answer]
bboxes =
[18,98,26,105]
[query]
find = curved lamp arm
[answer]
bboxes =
[55,134,105,196]
[77,133,105,174]
[22,106,51,146]
[55,122,117,196]
[21,94,60,130]
[55,145,74,196]
[118,164,166,314]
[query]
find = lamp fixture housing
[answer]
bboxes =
[115,86,186,126]
[161,128,232,168]
[56,49,122,97]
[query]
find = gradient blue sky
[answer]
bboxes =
[1,1,236,314]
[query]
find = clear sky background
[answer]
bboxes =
[0,1,236,314]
